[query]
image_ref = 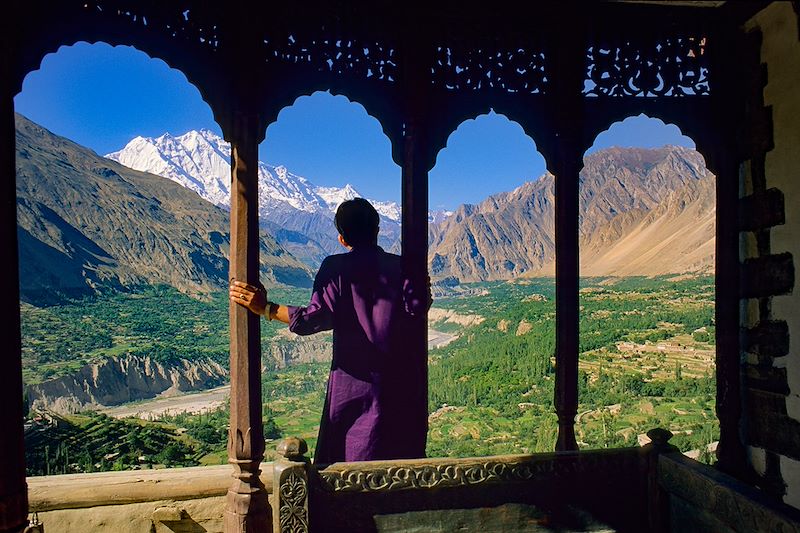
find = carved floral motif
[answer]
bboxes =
[318,454,638,493]
[584,37,710,97]
[78,1,222,51]
[431,45,547,93]
[279,470,309,533]
[264,34,398,82]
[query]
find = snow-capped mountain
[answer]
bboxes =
[106,129,402,266]
[106,129,399,220]
[107,130,233,208]
[429,209,454,225]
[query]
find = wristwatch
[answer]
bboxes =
[267,301,278,321]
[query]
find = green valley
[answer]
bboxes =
[22,275,718,475]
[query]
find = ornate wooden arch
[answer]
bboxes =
[9,2,232,131]
[1,2,765,531]
[582,105,718,165]
[256,87,404,168]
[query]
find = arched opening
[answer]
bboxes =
[257,90,401,460]
[576,114,718,462]
[427,111,557,457]
[15,42,259,474]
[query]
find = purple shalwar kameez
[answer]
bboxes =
[287,245,427,464]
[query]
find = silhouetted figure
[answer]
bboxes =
[231,198,430,463]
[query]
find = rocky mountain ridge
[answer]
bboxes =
[26,355,228,413]
[428,145,715,281]
[107,129,404,266]
[15,114,313,302]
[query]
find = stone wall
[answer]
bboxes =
[743,1,800,509]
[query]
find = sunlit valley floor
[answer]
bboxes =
[16,113,718,476]
[22,276,717,476]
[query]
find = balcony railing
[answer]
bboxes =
[26,429,800,532]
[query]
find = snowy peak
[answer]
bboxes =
[105,130,401,222]
[258,163,328,214]
[106,130,232,207]
[315,183,360,213]
[429,209,454,224]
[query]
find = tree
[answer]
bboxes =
[264,417,282,440]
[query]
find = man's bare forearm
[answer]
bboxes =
[267,302,290,324]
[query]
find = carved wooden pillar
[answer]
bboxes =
[225,113,271,532]
[399,31,431,459]
[0,48,28,533]
[705,23,750,479]
[549,17,585,453]
[552,140,581,452]
[400,116,430,458]
[712,146,747,477]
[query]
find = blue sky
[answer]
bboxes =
[14,42,695,211]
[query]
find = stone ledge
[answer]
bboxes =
[745,363,790,395]
[739,105,774,159]
[27,463,274,512]
[36,496,228,533]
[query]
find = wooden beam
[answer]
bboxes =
[224,113,271,533]
[0,55,28,533]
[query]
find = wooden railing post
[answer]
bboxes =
[0,50,29,533]
[272,437,310,533]
[224,113,271,532]
[642,428,679,533]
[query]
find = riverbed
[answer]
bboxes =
[102,328,458,419]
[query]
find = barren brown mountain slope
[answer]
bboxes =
[429,146,714,280]
[15,114,313,302]
[579,175,715,276]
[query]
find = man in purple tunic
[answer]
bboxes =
[230,198,429,464]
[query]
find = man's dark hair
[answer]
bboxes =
[335,198,380,247]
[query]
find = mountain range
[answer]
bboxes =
[107,129,715,283]
[16,114,715,303]
[15,114,313,303]
[428,145,715,281]
[106,130,404,266]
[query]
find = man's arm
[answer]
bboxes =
[229,280,290,324]
[229,277,333,332]
[266,302,290,323]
